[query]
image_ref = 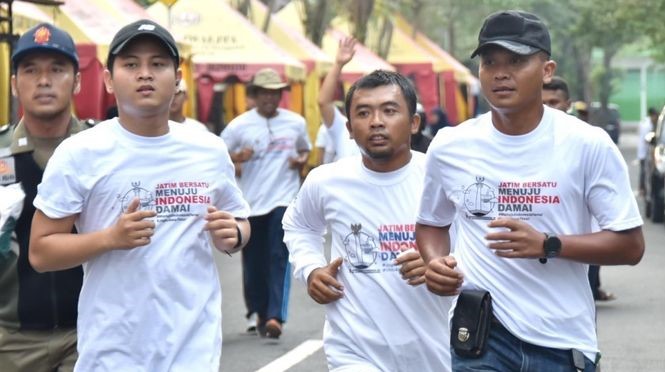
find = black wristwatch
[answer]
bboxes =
[234,225,243,249]
[540,233,561,264]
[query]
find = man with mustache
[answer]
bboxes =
[284,70,453,371]
[0,23,84,372]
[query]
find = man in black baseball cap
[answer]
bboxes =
[470,10,551,58]
[30,16,251,371]
[417,8,643,372]
[1,22,84,372]
[106,19,179,70]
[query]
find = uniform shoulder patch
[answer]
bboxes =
[0,152,16,185]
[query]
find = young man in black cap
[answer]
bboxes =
[416,10,644,371]
[29,19,250,371]
[0,23,83,372]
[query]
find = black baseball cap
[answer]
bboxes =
[12,23,79,69]
[107,19,179,68]
[471,10,551,58]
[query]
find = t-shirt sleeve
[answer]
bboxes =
[417,139,456,226]
[295,117,312,152]
[315,125,328,147]
[215,145,250,218]
[33,142,86,218]
[220,122,239,152]
[586,133,643,231]
[282,171,328,283]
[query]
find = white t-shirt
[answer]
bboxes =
[637,115,654,160]
[34,119,250,372]
[283,153,452,372]
[315,124,335,164]
[326,107,360,161]
[418,107,642,361]
[221,108,311,216]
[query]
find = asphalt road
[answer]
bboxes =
[215,127,665,372]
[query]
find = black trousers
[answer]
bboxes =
[588,265,601,299]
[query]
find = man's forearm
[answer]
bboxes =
[415,223,451,264]
[318,63,344,126]
[30,227,113,273]
[319,62,343,106]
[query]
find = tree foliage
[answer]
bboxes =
[137,0,662,107]
[408,0,653,107]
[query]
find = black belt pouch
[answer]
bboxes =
[451,289,493,358]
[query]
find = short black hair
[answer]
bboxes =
[648,107,659,116]
[345,70,418,119]
[543,76,569,100]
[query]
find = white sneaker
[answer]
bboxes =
[246,313,258,333]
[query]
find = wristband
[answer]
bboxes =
[234,225,243,249]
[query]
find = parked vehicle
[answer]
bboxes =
[644,107,665,222]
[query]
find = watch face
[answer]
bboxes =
[545,235,562,258]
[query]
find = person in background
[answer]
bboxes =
[169,80,208,131]
[222,68,311,339]
[105,106,119,120]
[417,10,643,371]
[411,102,432,153]
[542,76,571,112]
[284,70,452,372]
[314,124,335,166]
[638,107,660,196]
[426,107,450,138]
[0,23,84,372]
[574,100,590,122]
[317,37,360,161]
[28,20,250,371]
[543,76,617,302]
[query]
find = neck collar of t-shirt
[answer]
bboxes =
[358,153,415,186]
[488,107,552,145]
[112,118,172,147]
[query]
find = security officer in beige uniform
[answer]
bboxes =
[0,23,87,372]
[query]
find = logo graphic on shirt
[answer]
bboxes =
[117,182,155,212]
[463,176,497,217]
[343,224,377,270]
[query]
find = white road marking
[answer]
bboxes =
[255,339,324,372]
